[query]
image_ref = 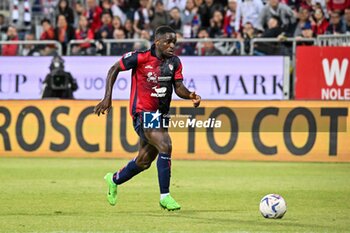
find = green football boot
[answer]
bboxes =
[159,195,181,211]
[104,173,117,206]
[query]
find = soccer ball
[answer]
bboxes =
[259,194,287,219]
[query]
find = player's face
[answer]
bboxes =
[157,32,176,58]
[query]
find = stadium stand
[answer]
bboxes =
[0,0,349,56]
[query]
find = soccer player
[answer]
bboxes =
[94,26,201,211]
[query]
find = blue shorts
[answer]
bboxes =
[133,113,148,142]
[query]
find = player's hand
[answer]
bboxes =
[189,92,201,108]
[94,98,112,116]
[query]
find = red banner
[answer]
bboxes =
[295,46,350,100]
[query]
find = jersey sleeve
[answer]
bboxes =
[119,51,138,71]
[174,57,183,81]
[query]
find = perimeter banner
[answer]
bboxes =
[0,100,349,161]
[0,56,288,100]
[295,47,350,100]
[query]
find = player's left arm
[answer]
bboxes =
[173,57,201,107]
[174,81,201,108]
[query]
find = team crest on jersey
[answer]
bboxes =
[168,64,173,71]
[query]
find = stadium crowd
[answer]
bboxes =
[0,0,349,56]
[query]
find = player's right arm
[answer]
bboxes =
[93,62,122,116]
[94,51,138,116]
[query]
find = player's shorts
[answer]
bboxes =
[132,112,148,143]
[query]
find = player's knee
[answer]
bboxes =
[158,141,172,154]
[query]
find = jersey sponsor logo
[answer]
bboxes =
[147,72,171,83]
[145,65,153,69]
[151,86,167,97]
[158,76,172,81]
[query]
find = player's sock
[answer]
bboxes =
[160,193,170,200]
[113,159,143,185]
[157,153,171,194]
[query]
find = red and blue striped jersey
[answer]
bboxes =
[119,45,183,116]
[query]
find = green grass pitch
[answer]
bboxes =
[0,158,349,233]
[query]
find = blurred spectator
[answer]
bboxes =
[169,7,183,33]
[112,16,124,30]
[97,25,112,40]
[126,0,141,11]
[223,0,238,36]
[111,29,133,55]
[175,32,195,55]
[255,16,284,55]
[296,22,315,40]
[198,0,223,28]
[72,15,95,55]
[96,11,114,39]
[300,22,314,38]
[235,0,264,33]
[164,0,187,11]
[343,7,350,33]
[300,0,313,11]
[40,19,56,55]
[289,0,301,9]
[326,11,345,34]
[194,0,204,7]
[2,25,19,56]
[133,29,151,50]
[208,10,224,37]
[74,1,85,27]
[141,29,151,40]
[85,0,103,33]
[195,27,221,55]
[133,0,151,36]
[112,0,127,24]
[11,0,31,33]
[54,14,75,55]
[257,0,296,35]
[41,0,59,20]
[0,14,7,50]
[95,20,114,55]
[327,0,350,13]
[150,0,170,32]
[202,39,221,55]
[181,0,201,38]
[216,0,229,8]
[101,0,113,14]
[311,8,329,35]
[124,19,135,38]
[0,14,7,34]
[293,7,311,37]
[240,21,257,54]
[21,33,41,56]
[312,0,328,16]
[55,0,75,26]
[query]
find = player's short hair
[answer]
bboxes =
[155,26,176,39]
